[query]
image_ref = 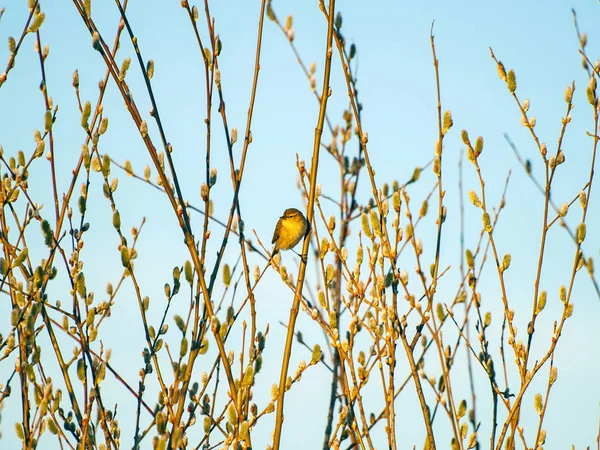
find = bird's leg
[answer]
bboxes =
[292,249,307,264]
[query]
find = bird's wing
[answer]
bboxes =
[271,220,281,244]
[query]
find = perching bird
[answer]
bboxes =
[271,208,308,256]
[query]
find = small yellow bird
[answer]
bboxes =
[271,208,308,256]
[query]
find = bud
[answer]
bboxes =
[559,285,567,303]
[81,101,91,129]
[139,121,148,137]
[507,70,517,93]
[92,31,102,52]
[146,59,154,79]
[579,190,587,208]
[484,312,491,328]
[328,215,335,231]
[468,190,481,208]
[500,253,511,272]
[534,393,543,415]
[349,44,356,60]
[392,191,401,212]
[496,61,507,81]
[400,269,408,285]
[8,36,16,54]
[35,140,45,157]
[214,36,222,56]
[434,139,442,156]
[521,115,528,127]
[99,117,108,135]
[565,302,573,318]
[482,212,491,233]
[555,150,564,165]
[559,203,568,217]
[361,213,372,239]
[587,87,595,106]
[44,110,52,132]
[465,249,474,268]
[536,290,547,313]
[577,222,586,244]
[29,12,46,33]
[528,116,536,128]
[474,136,483,156]
[442,110,453,134]
[461,129,470,146]
[119,57,131,81]
[335,12,343,29]
[564,86,573,103]
[284,15,293,33]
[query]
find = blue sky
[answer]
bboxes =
[1,0,599,448]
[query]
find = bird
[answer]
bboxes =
[271,208,308,257]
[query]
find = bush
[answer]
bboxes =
[0,1,598,449]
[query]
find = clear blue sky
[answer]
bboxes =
[1,0,599,448]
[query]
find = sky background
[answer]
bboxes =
[1,0,600,448]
